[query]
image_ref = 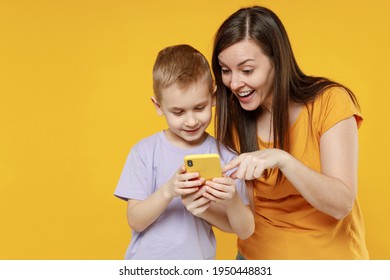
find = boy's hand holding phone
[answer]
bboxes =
[181,187,211,217]
[184,154,222,180]
[183,154,239,206]
[202,176,239,206]
[163,165,204,199]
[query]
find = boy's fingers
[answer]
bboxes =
[177,165,186,174]
[180,187,199,195]
[211,176,234,184]
[181,171,200,181]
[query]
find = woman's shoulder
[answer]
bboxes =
[307,86,359,116]
[309,86,362,132]
[314,86,355,106]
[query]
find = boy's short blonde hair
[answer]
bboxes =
[153,44,214,102]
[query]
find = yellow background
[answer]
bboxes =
[0,0,389,259]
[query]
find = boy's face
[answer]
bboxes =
[152,80,214,149]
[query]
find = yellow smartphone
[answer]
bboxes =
[184,153,222,180]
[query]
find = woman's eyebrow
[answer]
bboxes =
[218,58,255,67]
[237,59,255,66]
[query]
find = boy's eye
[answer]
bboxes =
[195,106,205,111]
[172,111,183,116]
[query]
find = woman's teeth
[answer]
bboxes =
[238,90,254,97]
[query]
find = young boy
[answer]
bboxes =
[114,44,254,260]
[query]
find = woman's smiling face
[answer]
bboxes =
[218,39,275,112]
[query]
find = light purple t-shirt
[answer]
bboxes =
[114,131,249,260]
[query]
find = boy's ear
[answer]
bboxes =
[151,96,163,116]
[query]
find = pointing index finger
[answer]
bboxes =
[222,156,241,175]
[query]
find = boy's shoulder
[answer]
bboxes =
[208,135,236,153]
[206,135,237,163]
[131,131,163,154]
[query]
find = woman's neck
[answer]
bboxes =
[256,101,302,143]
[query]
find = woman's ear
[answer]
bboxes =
[151,96,163,116]
[212,85,217,106]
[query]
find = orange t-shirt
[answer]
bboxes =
[238,87,369,259]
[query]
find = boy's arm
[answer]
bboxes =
[127,166,204,232]
[185,196,254,240]
[195,202,232,232]
[183,179,255,240]
[223,193,254,240]
[127,186,174,232]
[204,177,254,239]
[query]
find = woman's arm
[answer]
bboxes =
[223,116,358,220]
[282,116,358,219]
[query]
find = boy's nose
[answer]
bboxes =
[185,115,199,127]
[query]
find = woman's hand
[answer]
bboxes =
[222,149,290,180]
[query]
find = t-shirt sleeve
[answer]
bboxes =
[235,179,250,205]
[317,87,363,136]
[114,147,152,201]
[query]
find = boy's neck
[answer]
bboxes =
[164,129,208,150]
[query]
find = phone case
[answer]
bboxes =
[184,153,222,180]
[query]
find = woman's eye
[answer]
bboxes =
[221,68,230,74]
[242,69,253,74]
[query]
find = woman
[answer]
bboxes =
[211,6,369,259]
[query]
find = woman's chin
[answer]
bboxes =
[239,102,259,111]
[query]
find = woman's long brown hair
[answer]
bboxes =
[212,6,359,152]
[212,6,359,183]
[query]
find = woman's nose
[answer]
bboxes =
[230,73,244,91]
